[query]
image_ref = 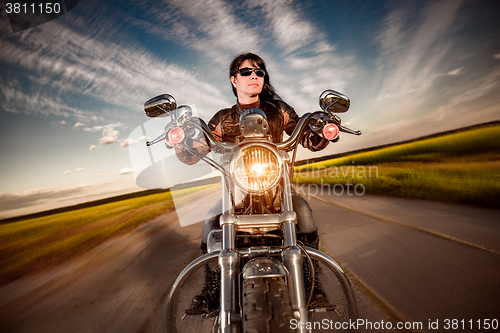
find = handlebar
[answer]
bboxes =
[146,133,166,146]
[277,111,361,151]
[339,125,361,136]
[277,112,317,151]
[146,109,361,152]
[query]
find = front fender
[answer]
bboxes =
[303,246,358,323]
[242,257,288,279]
[165,251,220,333]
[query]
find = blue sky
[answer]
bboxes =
[0,0,499,218]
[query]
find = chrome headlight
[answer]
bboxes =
[230,144,282,193]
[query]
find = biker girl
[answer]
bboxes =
[175,53,332,315]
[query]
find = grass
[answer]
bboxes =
[294,124,500,208]
[0,184,214,284]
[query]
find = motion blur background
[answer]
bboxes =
[1,0,499,218]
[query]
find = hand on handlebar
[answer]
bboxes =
[173,129,211,165]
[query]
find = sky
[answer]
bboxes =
[0,0,499,219]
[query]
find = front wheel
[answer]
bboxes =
[242,277,294,333]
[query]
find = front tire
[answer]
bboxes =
[242,277,294,333]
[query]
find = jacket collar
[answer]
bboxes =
[235,100,260,116]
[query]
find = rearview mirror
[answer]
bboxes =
[319,90,350,113]
[144,94,177,117]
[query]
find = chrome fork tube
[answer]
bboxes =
[282,163,309,332]
[219,171,239,332]
[219,245,238,333]
[222,169,233,215]
[282,226,309,332]
[282,161,294,212]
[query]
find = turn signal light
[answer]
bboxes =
[168,126,185,145]
[323,123,340,141]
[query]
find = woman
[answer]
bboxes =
[181,53,331,315]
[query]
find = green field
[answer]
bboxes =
[0,185,213,284]
[294,123,500,208]
[0,191,174,284]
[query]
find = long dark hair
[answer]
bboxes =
[229,53,282,104]
[229,53,285,142]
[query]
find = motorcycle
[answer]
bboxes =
[138,90,361,332]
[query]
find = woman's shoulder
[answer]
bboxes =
[208,105,236,128]
[262,99,295,114]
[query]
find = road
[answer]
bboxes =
[0,187,498,332]
[306,188,500,332]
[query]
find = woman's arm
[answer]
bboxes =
[174,109,227,165]
[174,136,210,165]
[279,101,329,152]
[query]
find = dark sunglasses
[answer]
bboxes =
[238,67,266,77]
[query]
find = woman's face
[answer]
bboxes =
[230,59,264,102]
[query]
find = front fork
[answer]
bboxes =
[282,223,310,332]
[218,164,310,332]
[282,162,310,332]
[218,223,239,333]
[218,172,240,333]
[218,223,309,333]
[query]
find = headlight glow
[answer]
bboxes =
[251,163,265,175]
[231,144,282,193]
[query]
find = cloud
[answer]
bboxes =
[76,168,83,172]
[0,77,96,120]
[373,0,464,111]
[133,0,260,66]
[447,67,464,76]
[494,54,500,60]
[119,167,133,175]
[0,11,230,123]
[62,171,71,175]
[247,0,315,54]
[0,0,361,125]
[74,122,85,128]
[89,145,97,150]
[84,122,124,132]
[100,127,119,144]
[429,65,500,121]
[120,138,137,147]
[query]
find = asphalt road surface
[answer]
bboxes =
[0,186,498,333]
[305,187,500,332]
